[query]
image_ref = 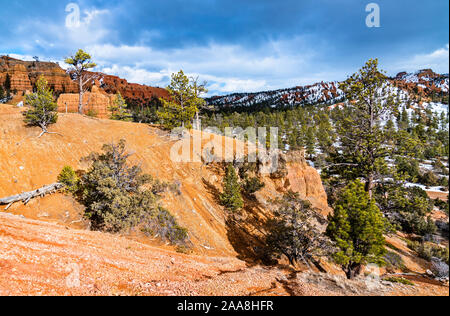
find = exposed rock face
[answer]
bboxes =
[284,151,331,216]
[92,73,170,105]
[0,56,78,94]
[57,85,113,118]
[0,56,168,105]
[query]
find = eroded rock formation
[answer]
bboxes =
[0,56,168,105]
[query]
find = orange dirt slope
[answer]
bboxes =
[0,104,329,256]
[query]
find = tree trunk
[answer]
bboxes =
[345,263,362,280]
[78,76,84,114]
[0,183,64,208]
[366,173,374,199]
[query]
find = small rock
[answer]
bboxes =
[426,270,435,277]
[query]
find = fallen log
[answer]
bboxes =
[0,183,65,209]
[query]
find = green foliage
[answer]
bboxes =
[383,277,414,286]
[377,185,436,236]
[78,139,189,247]
[86,109,97,118]
[383,251,408,273]
[395,157,420,182]
[65,49,97,114]
[419,171,439,187]
[407,240,449,265]
[220,164,244,212]
[242,177,265,196]
[157,70,206,129]
[57,166,79,193]
[331,59,397,197]
[110,93,133,121]
[141,206,189,246]
[326,180,387,279]
[0,85,4,100]
[65,49,97,70]
[23,76,58,134]
[266,192,334,267]
[4,73,11,97]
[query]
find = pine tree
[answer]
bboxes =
[23,76,58,137]
[0,85,4,100]
[332,59,397,197]
[4,73,11,97]
[65,49,98,114]
[110,92,133,121]
[305,126,316,159]
[157,70,205,129]
[220,164,244,212]
[326,180,387,279]
[266,191,334,268]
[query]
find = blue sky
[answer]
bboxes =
[1,0,448,96]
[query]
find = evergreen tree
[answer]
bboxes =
[334,59,397,197]
[0,85,4,100]
[266,191,334,268]
[65,49,97,114]
[23,76,58,137]
[110,92,132,121]
[4,73,11,97]
[157,70,205,129]
[220,164,244,212]
[326,180,387,279]
[80,139,157,232]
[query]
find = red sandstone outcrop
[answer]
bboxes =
[0,56,168,105]
[56,86,114,118]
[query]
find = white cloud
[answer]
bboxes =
[393,44,449,74]
[85,38,343,95]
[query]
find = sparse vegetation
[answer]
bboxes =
[57,165,79,193]
[65,49,98,114]
[110,92,133,121]
[220,163,244,212]
[406,240,449,265]
[383,277,414,286]
[157,70,206,129]
[59,140,189,246]
[326,180,388,279]
[266,191,334,268]
[23,76,59,137]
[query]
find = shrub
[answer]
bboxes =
[384,251,407,272]
[377,185,436,236]
[383,277,414,286]
[407,241,449,265]
[77,139,189,247]
[396,157,420,182]
[86,109,98,118]
[57,165,79,193]
[141,207,189,246]
[220,164,244,212]
[266,191,334,268]
[242,177,265,196]
[23,76,58,137]
[419,171,439,187]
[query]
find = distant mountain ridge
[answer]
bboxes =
[207,69,449,108]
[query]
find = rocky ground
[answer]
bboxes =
[1,212,448,296]
[0,104,448,296]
